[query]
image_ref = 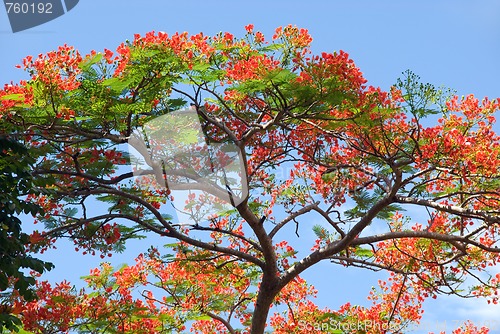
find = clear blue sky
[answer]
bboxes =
[2,1,500,332]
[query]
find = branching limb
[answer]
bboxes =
[269,202,320,239]
[395,195,500,223]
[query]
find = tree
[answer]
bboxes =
[0,136,54,331]
[0,24,499,333]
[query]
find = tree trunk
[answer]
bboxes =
[250,274,279,334]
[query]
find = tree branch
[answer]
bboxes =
[394,195,500,223]
[269,202,319,239]
[69,188,265,268]
[279,191,397,289]
[351,230,500,253]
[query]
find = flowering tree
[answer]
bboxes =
[1,25,499,333]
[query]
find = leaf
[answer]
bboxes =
[79,53,103,70]
[191,62,211,72]
[236,79,267,93]
[0,93,24,101]
[87,291,100,298]
[161,213,173,221]
[266,68,296,83]
[258,43,285,52]
[51,295,67,303]
[74,116,92,121]
[163,243,179,249]
[101,77,133,92]
[189,314,212,321]
[376,204,405,220]
[63,207,78,217]
[312,225,330,240]
[354,247,373,258]
[166,98,187,109]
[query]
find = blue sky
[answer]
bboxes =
[2,1,500,332]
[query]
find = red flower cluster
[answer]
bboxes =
[21,44,82,91]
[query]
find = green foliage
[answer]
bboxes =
[396,70,453,119]
[0,136,54,332]
[312,224,333,242]
[345,188,404,221]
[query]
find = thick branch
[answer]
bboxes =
[33,169,135,185]
[395,195,500,223]
[236,203,277,275]
[351,230,500,253]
